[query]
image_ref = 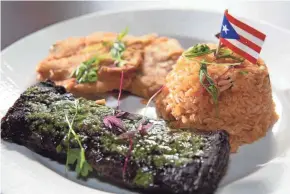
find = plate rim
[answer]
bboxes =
[3,6,290,54]
[1,7,290,194]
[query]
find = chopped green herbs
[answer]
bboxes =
[71,57,99,83]
[110,27,129,67]
[199,62,219,115]
[133,169,153,187]
[183,44,215,58]
[56,100,93,177]
[26,84,205,186]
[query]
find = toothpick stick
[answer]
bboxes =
[215,40,221,56]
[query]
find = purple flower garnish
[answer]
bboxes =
[119,120,152,178]
[115,110,141,120]
[103,115,125,134]
[139,123,152,136]
[115,111,128,118]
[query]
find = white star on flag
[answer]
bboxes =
[222,25,229,34]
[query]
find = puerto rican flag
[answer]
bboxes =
[219,10,266,64]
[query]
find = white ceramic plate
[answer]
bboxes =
[1,8,290,194]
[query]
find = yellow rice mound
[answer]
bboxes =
[155,43,278,152]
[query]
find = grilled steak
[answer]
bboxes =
[1,81,230,194]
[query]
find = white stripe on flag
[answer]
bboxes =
[231,23,264,47]
[227,39,259,59]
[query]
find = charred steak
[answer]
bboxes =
[1,81,230,194]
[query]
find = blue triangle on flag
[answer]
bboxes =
[220,15,240,40]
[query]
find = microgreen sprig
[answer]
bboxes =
[71,57,100,84]
[199,62,219,116]
[110,27,129,67]
[183,44,244,65]
[183,44,216,58]
[56,100,93,177]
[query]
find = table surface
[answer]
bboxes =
[2,1,290,49]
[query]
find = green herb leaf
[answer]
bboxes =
[57,100,93,177]
[111,42,126,60]
[56,144,62,153]
[71,57,100,84]
[84,57,98,66]
[67,149,79,165]
[208,85,219,105]
[199,62,219,116]
[117,27,129,41]
[80,160,93,177]
[110,27,129,67]
[133,169,153,187]
[183,44,215,58]
[67,148,92,177]
[239,70,248,75]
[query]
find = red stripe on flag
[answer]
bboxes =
[225,10,266,41]
[220,38,257,64]
[238,35,262,53]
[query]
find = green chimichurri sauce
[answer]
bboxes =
[23,85,204,187]
[133,169,153,187]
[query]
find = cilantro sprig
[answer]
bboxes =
[71,57,100,84]
[110,27,129,67]
[56,100,93,177]
[199,62,219,116]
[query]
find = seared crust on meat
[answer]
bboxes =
[1,81,230,194]
[36,32,183,97]
[37,32,157,94]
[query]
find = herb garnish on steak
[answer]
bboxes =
[1,81,230,194]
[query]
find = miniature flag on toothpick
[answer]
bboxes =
[218,9,266,64]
